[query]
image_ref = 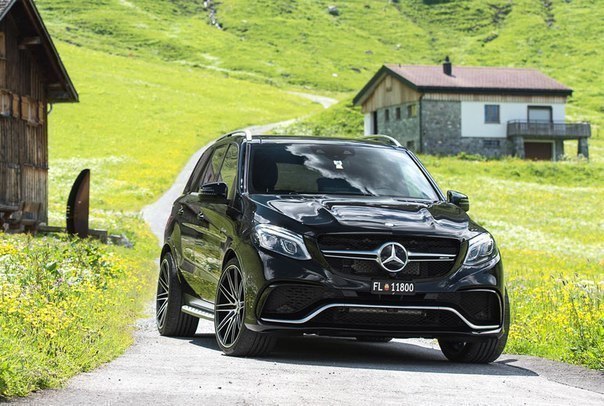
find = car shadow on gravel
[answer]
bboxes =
[188,333,536,377]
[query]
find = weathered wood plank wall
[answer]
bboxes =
[0,16,48,222]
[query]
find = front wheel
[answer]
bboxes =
[438,291,510,363]
[214,258,275,357]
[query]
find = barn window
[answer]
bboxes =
[407,104,417,118]
[485,104,500,123]
[12,94,20,118]
[0,91,10,117]
[384,109,390,122]
[395,107,401,120]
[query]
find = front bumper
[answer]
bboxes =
[243,249,505,340]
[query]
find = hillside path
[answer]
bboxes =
[141,92,336,242]
[16,93,604,405]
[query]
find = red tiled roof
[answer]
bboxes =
[385,64,572,92]
[353,63,572,105]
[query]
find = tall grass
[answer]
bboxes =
[0,224,156,398]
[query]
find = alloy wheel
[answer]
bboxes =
[156,259,170,330]
[215,264,245,348]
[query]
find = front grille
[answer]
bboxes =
[325,257,453,280]
[318,234,460,280]
[310,307,469,332]
[436,291,500,325]
[261,285,341,317]
[318,234,459,254]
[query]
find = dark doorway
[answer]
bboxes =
[524,141,553,160]
[372,111,378,134]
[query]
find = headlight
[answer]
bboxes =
[464,233,498,266]
[253,224,311,260]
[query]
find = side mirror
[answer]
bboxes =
[447,190,470,212]
[199,182,228,201]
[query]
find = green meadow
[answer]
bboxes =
[1,0,603,397]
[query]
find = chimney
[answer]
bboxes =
[443,56,452,76]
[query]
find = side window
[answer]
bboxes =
[184,148,213,193]
[196,145,227,190]
[218,145,239,197]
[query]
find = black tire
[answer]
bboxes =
[156,252,199,337]
[215,258,275,357]
[356,336,393,343]
[438,290,510,363]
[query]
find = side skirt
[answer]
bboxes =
[182,293,215,321]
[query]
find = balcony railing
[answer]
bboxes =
[507,120,591,139]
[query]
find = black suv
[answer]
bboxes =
[156,132,509,363]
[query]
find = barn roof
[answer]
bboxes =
[0,0,78,102]
[353,62,572,106]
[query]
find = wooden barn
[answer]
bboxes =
[0,0,78,227]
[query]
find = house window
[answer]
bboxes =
[384,109,390,122]
[484,104,500,123]
[407,104,417,118]
[528,106,552,123]
[395,107,401,120]
[483,139,501,148]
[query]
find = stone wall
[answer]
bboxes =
[420,100,510,157]
[375,103,420,150]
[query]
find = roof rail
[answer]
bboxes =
[218,129,253,141]
[362,134,402,147]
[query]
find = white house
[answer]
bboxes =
[353,58,591,160]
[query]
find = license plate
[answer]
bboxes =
[371,281,415,295]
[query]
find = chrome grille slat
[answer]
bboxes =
[322,249,456,262]
[318,234,460,280]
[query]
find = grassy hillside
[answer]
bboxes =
[47,44,320,216]
[37,0,603,126]
[2,0,603,397]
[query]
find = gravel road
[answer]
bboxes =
[14,94,604,405]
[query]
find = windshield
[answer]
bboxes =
[248,143,440,200]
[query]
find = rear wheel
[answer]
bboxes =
[215,258,275,357]
[156,252,199,337]
[438,291,510,363]
[356,336,393,343]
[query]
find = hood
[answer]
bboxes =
[250,195,483,240]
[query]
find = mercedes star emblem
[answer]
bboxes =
[377,242,409,273]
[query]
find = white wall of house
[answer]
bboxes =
[364,113,373,135]
[461,101,566,138]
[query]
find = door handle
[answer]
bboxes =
[197,212,205,221]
